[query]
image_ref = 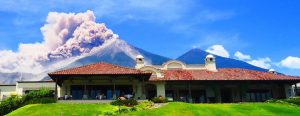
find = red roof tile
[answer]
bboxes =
[150,68,300,81]
[48,62,150,75]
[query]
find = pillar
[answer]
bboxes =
[295,84,298,96]
[135,83,143,99]
[212,86,221,103]
[284,84,291,98]
[156,82,166,97]
[55,80,58,99]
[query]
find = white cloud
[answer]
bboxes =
[233,50,272,69]
[206,45,230,58]
[246,57,272,69]
[280,56,300,69]
[234,51,251,60]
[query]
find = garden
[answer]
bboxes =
[2,90,300,116]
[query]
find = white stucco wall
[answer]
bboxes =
[16,82,55,95]
[0,85,16,101]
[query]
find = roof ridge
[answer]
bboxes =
[48,62,148,75]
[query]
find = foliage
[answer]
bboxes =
[23,97,56,105]
[152,96,167,103]
[109,100,154,114]
[0,96,23,116]
[0,89,56,116]
[134,100,154,111]
[103,111,116,116]
[110,99,138,107]
[266,97,300,106]
[22,88,54,101]
[22,89,56,105]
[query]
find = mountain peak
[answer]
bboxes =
[177,49,268,72]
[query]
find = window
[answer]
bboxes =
[138,58,143,61]
[246,90,271,102]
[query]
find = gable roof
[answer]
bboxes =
[48,62,150,75]
[150,68,300,81]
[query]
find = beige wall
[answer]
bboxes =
[0,86,16,101]
[16,82,55,95]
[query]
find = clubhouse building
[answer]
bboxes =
[1,55,300,103]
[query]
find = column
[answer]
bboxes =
[156,82,166,97]
[135,83,143,99]
[213,86,221,103]
[55,80,58,99]
[294,84,298,96]
[284,84,291,98]
[188,83,192,103]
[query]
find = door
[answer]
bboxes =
[71,85,84,100]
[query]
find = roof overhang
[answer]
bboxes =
[49,73,152,85]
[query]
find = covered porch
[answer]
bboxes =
[48,62,152,100]
[145,80,299,103]
[55,76,149,100]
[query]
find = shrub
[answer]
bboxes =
[284,97,300,105]
[23,97,56,105]
[135,100,154,111]
[0,89,56,115]
[110,99,138,107]
[118,107,130,113]
[0,96,23,116]
[103,111,116,116]
[22,89,56,104]
[152,96,167,103]
[23,88,54,101]
[266,97,300,106]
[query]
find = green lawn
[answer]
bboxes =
[7,103,118,116]
[122,102,300,116]
[7,102,300,116]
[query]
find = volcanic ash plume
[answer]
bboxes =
[0,10,120,74]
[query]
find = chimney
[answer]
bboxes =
[135,55,145,69]
[205,54,217,72]
[268,69,277,74]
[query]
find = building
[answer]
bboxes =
[1,54,300,103]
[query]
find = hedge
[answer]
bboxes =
[0,89,56,116]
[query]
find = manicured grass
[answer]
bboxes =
[7,102,300,116]
[122,102,300,116]
[7,103,118,116]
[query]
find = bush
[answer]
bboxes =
[23,88,54,101]
[103,111,116,116]
[266,97,300,106]
[23,97,56,105]
[284,97,300,105]
[152,96,167,103]
[135,100,154,111]
[110,99,138,107]
[0,96,23,116]
[0,89,56,116]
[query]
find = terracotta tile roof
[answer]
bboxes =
[48,62,150,75]
[150,68,300,81]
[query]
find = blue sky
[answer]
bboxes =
[0,0,300,75]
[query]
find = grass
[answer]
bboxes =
[122,102,300,116]
[7,102,300,116]
[7,103,118,116]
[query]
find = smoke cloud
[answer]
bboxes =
[0,10,120,74]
